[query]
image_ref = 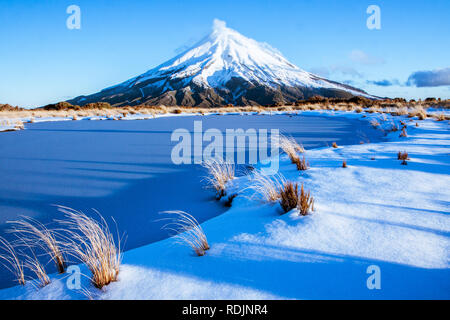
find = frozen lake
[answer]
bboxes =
[0,113,384,288]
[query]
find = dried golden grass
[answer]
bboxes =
[399,126,407,137]
[247,170,286,203]
[392,107,408,116]
[370,120,380,128]
[279,181,299,213]
[161,211,209,256]
[7,217,66,273]
[56,206,122,289]
[14,120,24,130]
[389,121,399,132]
[0,236,25,285]
[298,183,315,216]
[202,158,235,198]
[408,106,427,120]
[2,99,449,128]
[397,151,409,160]
[23,247,51,288]
[279,181,314,215]
[342,160,347,168]
[332,142,338,148]
[277,135,304,162]
[293,156,309,171]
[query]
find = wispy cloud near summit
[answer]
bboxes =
[349,50,385,66]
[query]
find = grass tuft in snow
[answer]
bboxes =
[293,156,309,171]
[279,181,315,215]
[247,170,286,203]
[399,126,407,137]
[202,159,235,199]
[279,181,299,213]
[0,236,25,285]
[14,120,24,130]
[56,206,122,289]
[298,183,315,216]
[389,122,400,132]
[332,142,338,148]
[7,217,66,273]
[23,247,51,288]
[342,160,347,168]
[397,151,409,161]
[278,135,304,162]
[161,211,209,256]
[370,120,380,128]
[408,106,427,120]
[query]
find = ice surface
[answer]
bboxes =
[0,111,449,299]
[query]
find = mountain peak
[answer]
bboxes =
[67,20,372,107]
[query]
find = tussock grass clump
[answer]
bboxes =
[14,120,24,130]
[203,159,235,199]
[399,127,407,137]
[23,249,51,288]
[161,211,209,256]
[278,135,304,162]
[293,156,309,171]
[56,206,122,289]
[389,122,399,132]
[397,151,409,161]
[298,184,315,216]
[417,112,427,120]
[279,182,315,215]
[332,142,338,148]
[0,236,25,285]
[370,120,380,128]
[408,106,427,120]
[8,217,66,273]
[279,181,299,213]
[247,170,286,203]
[392,107,408,116]
[435,113,446,121]
[342,160,347,168]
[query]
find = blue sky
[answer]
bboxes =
[0,0,449,108]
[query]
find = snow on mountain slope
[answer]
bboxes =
[133,20,322,89]
[68,20,372,107]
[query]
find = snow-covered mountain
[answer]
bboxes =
[68,20,372,107]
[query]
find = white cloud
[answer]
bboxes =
[309,65,363,79]
[349,50,385,65]
[213,19,227,31]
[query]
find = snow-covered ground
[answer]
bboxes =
[0,111,449,299]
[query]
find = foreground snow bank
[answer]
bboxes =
[1,112,449,299]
